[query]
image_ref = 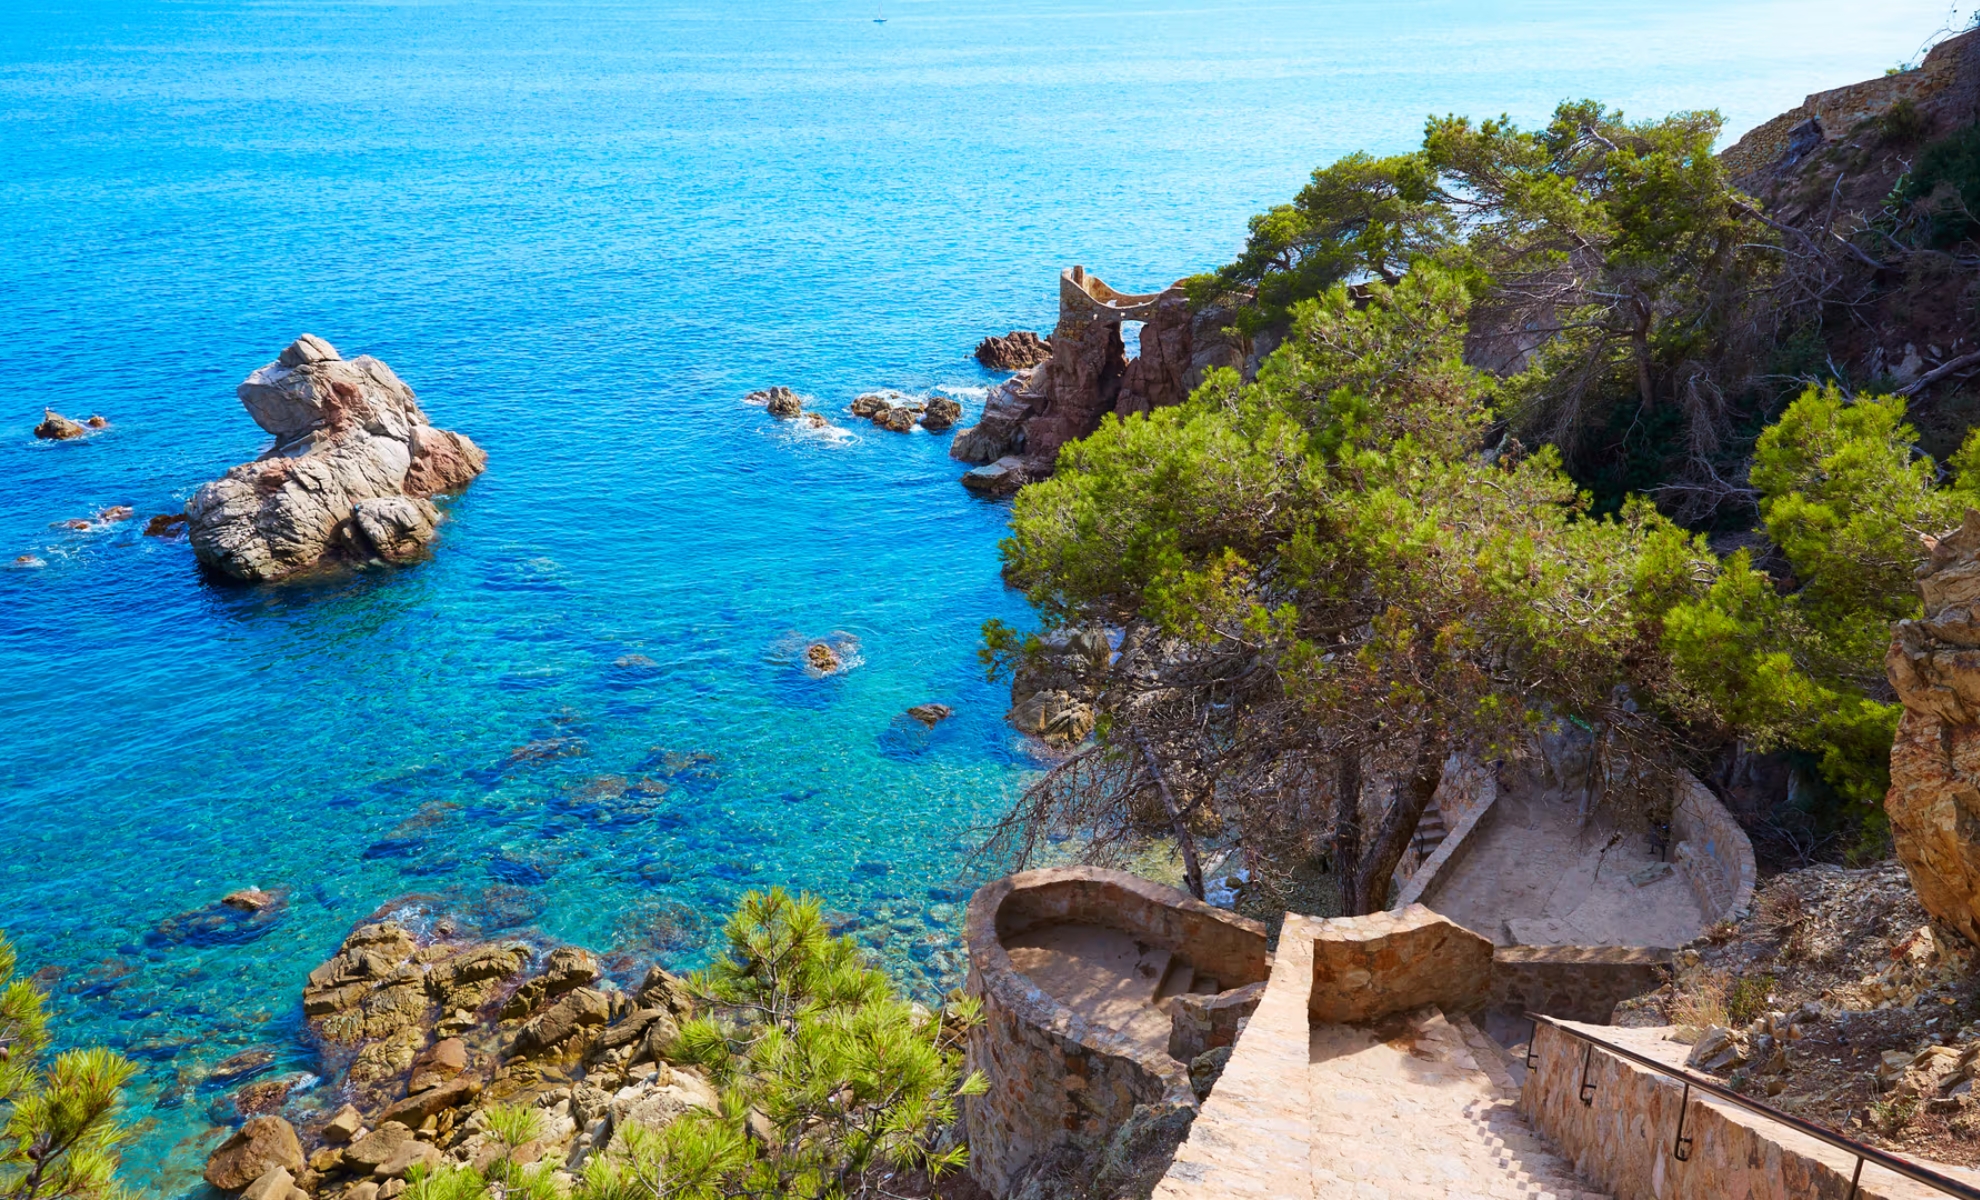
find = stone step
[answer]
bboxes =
[1308,1006,1610,1199]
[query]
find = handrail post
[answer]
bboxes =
[1671,1079,1693,1162]
[1578,1040,1597,1106]
[1526,1018,1540,1069]
[1848,1156,1864,1200]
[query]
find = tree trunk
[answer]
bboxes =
[1133,730,1204,901]
[1631,295,1655,412]
[1332,752,1362,916]
[1349,743,1444,915]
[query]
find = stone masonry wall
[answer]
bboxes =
[962,867,1270,1197]
[1308,904,1494,1024]
[1523,1019,1973,1199]
[1671,773,1758,925]
[1489,946,1670,1024]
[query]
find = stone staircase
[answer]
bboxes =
[1155,911,1609,1200]
[1307,1007,1608,1199]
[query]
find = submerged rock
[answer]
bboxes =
[34,409,85,440]
[906,703,954,727]
[145,513,189,537]
[185,335,486,582]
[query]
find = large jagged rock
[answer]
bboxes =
[203,1115,304,1190]
[186,335,485,581]
[974,330,1052,370]
[1886,510,1980,944]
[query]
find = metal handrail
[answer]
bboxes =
[1528,1013,1980,1200]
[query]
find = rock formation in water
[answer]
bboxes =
[34,408,86,440]
[974,330,1052,370]
[1887,509,1980,944]
[952,267,1251,489]
[185,336,485,582]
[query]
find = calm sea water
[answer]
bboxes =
[0,0,1950,1189]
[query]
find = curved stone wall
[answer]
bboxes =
[962,867,1270,1197]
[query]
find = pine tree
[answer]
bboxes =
[0,933,134,1200]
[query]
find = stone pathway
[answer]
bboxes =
[1308,1007,1609,1199]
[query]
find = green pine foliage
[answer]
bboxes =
[405,889,982,1200]
[0,934,135,1200]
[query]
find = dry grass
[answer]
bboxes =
[1669,966,1730,1036]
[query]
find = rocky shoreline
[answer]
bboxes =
[200,909,708,1198]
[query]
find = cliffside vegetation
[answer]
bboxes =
[0,934,134,1200]
[987,49,1980,894]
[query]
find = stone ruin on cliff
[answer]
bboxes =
[951,266,1253,495]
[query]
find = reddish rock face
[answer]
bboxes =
[1886,510,1980,945]
[975,330,1052,371]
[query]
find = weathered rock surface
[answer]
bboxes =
[950,377,1036,464]
[1006,627,1111,748]
[918,395,963,431]
[747,386,803,418]
[204,1115,305,1190]
[1887,509,1980,944]
[960,456,1033,498]
[975,330,1053,370]
[185,336,485,582]
[34,409,86,440]
[906,703,953,727]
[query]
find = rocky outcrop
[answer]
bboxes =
[957,268,1254,490]
[203,908,708,1196]
[185,335,485,582]
[1006,627,1110,747]
[975,330,1052,371]
[1887,509,1980,945]
[34,409,86,440]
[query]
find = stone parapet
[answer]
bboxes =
[1672,773,1757,924]
[1308,904,1494,1024]
[1153,914,1318,1200]
[1490,945,1671,1024]
[961,867,1269,1197]
[1394,761,1499,907]
[1523,1019,1979,1199]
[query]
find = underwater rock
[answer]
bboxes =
[147,893,288,949]
[96,505,133,523]
[906,703,953,727]
[203,1114,304,1190]
[34,408,85,440]
[222,888,280,912]
[208,1048,277,1082]
[185,335,486,582]
[975,330,1052,370]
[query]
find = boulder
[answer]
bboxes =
[767,390,803,418]
[343,1122,415,1173]
[850,393,895,417]
[323,1104,363,1144]
[204,1115,305,1191]
[84,415,107,429]
[499,946,600,1019]
[1887,510,1980,945]
[407,1037,468,1093]
[241,1166,305,1200]
[510,986,611,1060]
[805,642,842,673]
[144,513,189,537]
[379,1075,480,1128]
[374,1139,443,1180]
[919,396,963,431]
[872,406,916,434]
[185,336,485,582]
[975,330,1053,371]
[960,456,1031,497]
[34,409,85,440]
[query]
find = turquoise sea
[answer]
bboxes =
[0,0,1952,1189]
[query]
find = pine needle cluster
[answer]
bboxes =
[0,934,135,1200]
